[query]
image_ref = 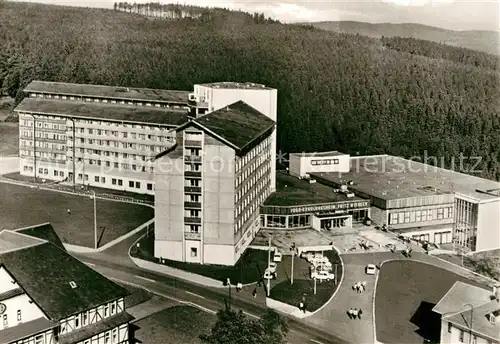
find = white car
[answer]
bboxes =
[268,262,277,273]
[311,270,335,281]
[273,251,282,262]
[263,269,276,280]
[303,252,323,262]
[365,264,377,275]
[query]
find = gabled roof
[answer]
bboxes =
[0,230,45,254]
[0,237,128,320]
[15,223,66,251]
[176,101,275,156]
[444,300,500,341]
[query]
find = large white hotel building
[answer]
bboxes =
[14,81,277,196]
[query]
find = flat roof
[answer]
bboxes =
[198,81,275,90]
[311,155,500,202]
[25,80,189,104]
[263,171,363,206]
[15,98,189,126]
[290,151,346,158]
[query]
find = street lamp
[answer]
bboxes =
[290,242,296,285]
[226,277,231,308]
[89,190,98,249]
[267,236,272,296]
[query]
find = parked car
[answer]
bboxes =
[365,264,377,275]
[364,217,372,226]
[268,262,277,273]
[311,270,335,281]
[310,263,333,273]
[273,251,282,262]
[263,268,277,280]
[301,251,323,262]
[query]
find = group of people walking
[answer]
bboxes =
[347,308,363,319]
[352,281,367,293]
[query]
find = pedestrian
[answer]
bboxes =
[358,309,363,319]
[299,302,304,312]
[352,308,359,319]
[347,309,353,319]
[361,281,367,292]
[67,208,71,214]
[252,288,257,298]
[236,282,242,292]
[357,283,362,293]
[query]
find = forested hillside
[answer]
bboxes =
[1,2,499,180]
[304,21,499,55]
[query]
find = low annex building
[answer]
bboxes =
[0,227,133,344]
[433,281,500,344]
[311,155,500,252]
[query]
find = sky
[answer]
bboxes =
[12,0,500,31]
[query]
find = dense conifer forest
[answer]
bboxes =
[0,2,499,180]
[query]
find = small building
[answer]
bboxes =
[288,151,350,179]
[0,228,133,344]
[312,155,500,252]
[260,171,370,231]
[433,281,500,344]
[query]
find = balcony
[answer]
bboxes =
[184,217,202,224]
[184,186,202,193]
[184,140,201,148]
[185,171,201,178]
[185,155,202,163]
[184,232,201,240]
[184,201,202,209]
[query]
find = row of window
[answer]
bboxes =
[21,132,66,141]
[72,149,155,161]
[20,119,66,130]
[20,140,65,150]
[69,158,155,173]
[235,136,272,172]
[69,128,174,142]
[20,150,66,160]
[70,137,168,152]
[310,159,340,166]
[29,92,187,110]
[388,207,453,225]
[263,215,312,228]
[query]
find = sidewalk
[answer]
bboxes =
[127,295,179,321]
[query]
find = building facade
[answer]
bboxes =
[311,155,500,252]
[154,101,275,265]
[15,81,278,196]
[0,229,132,344]
[288,151,350,179]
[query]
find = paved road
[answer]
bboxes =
[79,255,347,344]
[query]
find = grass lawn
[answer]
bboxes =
[132,306,215,344]
[269,249,343,312]
[436,249,500,281]
[131,233,268,284]
[117,283,152,309]
[0,183,154,247]
[375,260,484,344]
[0,123,19,156]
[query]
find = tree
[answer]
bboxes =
[200,307,288,344]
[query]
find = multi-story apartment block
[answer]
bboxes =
[15,80,191,194]
[154,101,276,265]
[15,80,278,196]
[0,227,133,344]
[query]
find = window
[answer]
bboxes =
[190,248,197,257]
[111,303,116,315]
[101,177,106,183]
[75,315,80,328]
[459,330,464,342]
[3,314,7,326]
[113,328,118,342]
[129,181,134,188]
[147,183,153,191]
[118,179,123,186]
[104,305,109,317]
[34,335,43,344]
[82,312,88,325]
[105,331,110,344]
[472,335,477,344]
[112,178,117,185]
[447,322,452,333]
[95,176,100,182]
[54,170,58,177]
[135,182,140,188]
[17,310,21,322]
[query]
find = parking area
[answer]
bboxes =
[252,227,411,255]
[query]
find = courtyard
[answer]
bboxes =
[0,183,154,247]
[375,260,484,344]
